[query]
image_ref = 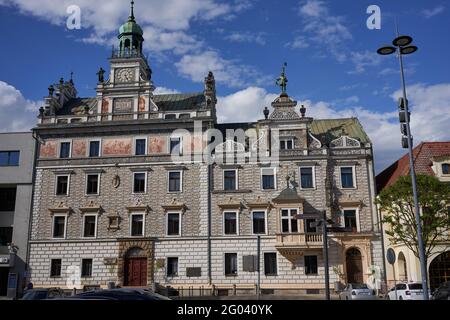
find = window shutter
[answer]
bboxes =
[243,255,257,272]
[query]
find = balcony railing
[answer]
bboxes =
[275,233,323,249]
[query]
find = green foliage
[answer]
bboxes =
[376,175,450,261]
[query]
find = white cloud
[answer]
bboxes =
[175,51,271,88]
[217,87,278,123]
[294,0,352,63]
[224,32,266,45]
[348,50,382,74]
[285,36,310,49]
[0,81,41,132]
[422,5,445,19]
[216,83,450,172]
[153,86,180,95]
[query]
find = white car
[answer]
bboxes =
[339,283,377,300]
[386,282,426,300]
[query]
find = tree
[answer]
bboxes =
[376,174,450,267]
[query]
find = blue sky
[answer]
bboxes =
[0,0,449,172]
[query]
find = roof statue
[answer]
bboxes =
[275,62,288,96]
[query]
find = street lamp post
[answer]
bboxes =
[377,35,429,300]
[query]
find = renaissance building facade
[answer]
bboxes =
[28,3,383,295]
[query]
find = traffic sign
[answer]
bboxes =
[386,248,396,264]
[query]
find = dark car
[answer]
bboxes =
[75,288,171,300]
[432,282,450,300]
[21,288,65,300]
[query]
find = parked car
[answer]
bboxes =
[21,288,65,300]
[386,282,426,300]
[74,288,171,300]
[339,283,376,300]
[431,282,450,300]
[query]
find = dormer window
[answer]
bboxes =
[442,164,450,175]
[280,138,294,150]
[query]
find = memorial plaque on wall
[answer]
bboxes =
[113,98,133,114]
[186,267,201,277]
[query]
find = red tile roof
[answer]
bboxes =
[376,142,450,192]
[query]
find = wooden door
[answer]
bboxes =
[124,257,147,287]
[346,248,363,284]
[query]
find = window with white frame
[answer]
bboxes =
[224,253,238,276]
[223,211,238,235]
[299,166,315,189]
[261,168,276,190]
[50,259,62,277]
[133,172,147,193]
[130,213,144,237]
[223,169,238,191]
[341,209,359,232]
[86,174,100,195]
[52,215,67,239]
[252,211,266,234]
[89,140,101,157]
[59,141,71,159]
[82,214,97,238]
[281,209,299,233]
[134,138,147,156]
[81,258,93,277]
[170,137,182,155]
[168,171,182,192]
[55,175,69,196]
[280,138,294,150]
[167,257,178,277]
[167,212,181,236]
[264,252,277,276]
[340,166,356,189]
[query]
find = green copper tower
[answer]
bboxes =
[118,1,144,57]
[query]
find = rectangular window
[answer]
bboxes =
[86,174,100,195]
[281,209,298,233]
[167,213,181,236]
[83,215,97,238]
[135,138,147,156]
[300,167,315,189]
[50,259,62,277]
[59,142,71,158]
[343,209,358,232]
[52,216,66,239]
[133,172,146,193]
[89,140,100,157]
[170,137,182,155]
[264,253,277,276]
[130,214,144,236]
[167,257,178,277]
[280,139,294,150]
[0,151,20,166]
[0,227,13,246]
[252,211,266,234]
[224,212,237,235]
[261,168,276,190]
[224,253,238,276]
[305,255,318,275]
[223,170,237,191]
[56,175,69,196]
[81,259,93,277]
[305,219,317,233]
[442,164,450,175]
[0,187,16,211]
[168,171,182,192]
[340,167,355,188]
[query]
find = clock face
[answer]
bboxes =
[115,68,135,83]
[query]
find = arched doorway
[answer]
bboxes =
[429,251,450,290]
[398,252,408,281]
[346,247,363,284]
[123,247,148,287]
